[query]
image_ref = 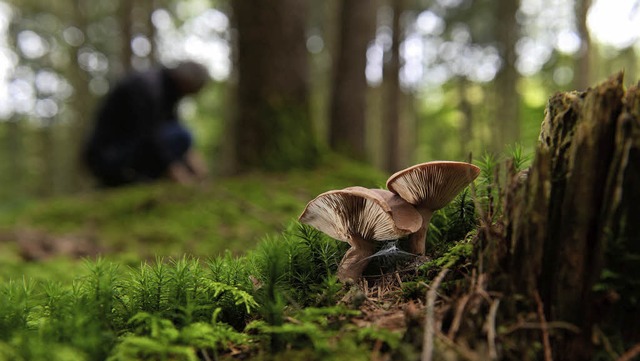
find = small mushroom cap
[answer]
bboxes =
[386,161,480,211]
[298,186,422,242]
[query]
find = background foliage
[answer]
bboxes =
[0,0,638,203]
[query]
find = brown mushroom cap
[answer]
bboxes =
[386,161,480,211]
[298,186,422,242]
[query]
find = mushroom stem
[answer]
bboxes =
[407,208,434,255]
[337,235,376,282]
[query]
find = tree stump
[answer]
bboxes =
[499,73,640,359]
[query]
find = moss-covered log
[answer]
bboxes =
[500,73,640,359]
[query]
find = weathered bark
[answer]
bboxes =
[329,0,375,161]
[501,73,640,359]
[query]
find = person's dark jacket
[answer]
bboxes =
[83,67,184,185]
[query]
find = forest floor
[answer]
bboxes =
[0,153,617,360]
[0,156,385,281]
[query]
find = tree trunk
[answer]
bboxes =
[145,0,157,65]
[574,0,592,91]
[232,0,319,171]
[2,120,24,199]
[493,0,520,152]
[382,0,403,173]
[67,0,94,191]
[457,78,473,158]
[36,123,55,197]
[329,0,375,162]
[500,73,640,359]
[119,0,134,72]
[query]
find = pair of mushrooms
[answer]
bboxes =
[299,161,480,281]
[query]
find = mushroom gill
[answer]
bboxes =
[299,186,421,281]
[386,161,480,255]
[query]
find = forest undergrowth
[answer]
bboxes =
[0,149,532,361]
[0,143,636,360]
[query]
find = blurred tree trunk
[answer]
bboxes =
[402,94,417,166]
[36,123,55,197]
[458,78,473,158]
[493,0,520,152]
[499,74,640,359]
[2,121,24,199]
[119,0,134,72]
[232,0,318,171]
[118,0,157,71]
[145,0,157,65]
[66,0,94,191]
[308,0,339,146]
[329,0,375,162]
[382,0,403,172]
[574,0,591,90]
[621,46,637,85]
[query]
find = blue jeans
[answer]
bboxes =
[86,122,192,186]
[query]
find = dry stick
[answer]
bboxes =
[447,269,478,338]
[474,273,493,303]
[371,339,384,361]
[436,332,481,361]
[447,293,471,339]
[422,268,449,361]
[534,290,553,361]
[501,321,580,335]
[486,299,500,360]
[201,349,213,361]
[617,343,640,361]
[395,271,403,286]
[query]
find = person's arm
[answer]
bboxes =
[167,161,196,185]
[184,150,209,180]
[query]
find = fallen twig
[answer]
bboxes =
[371,339,384,361]
[474,273,492,303]
[486,299,500,360]
[422,267,449,361]
[616,342,640,361]
[436,332,481,361]
[501,321,581,335]
[200,349,213,361]
[447,293,471,339]
[534,290,553,361]
[395,271,403,286]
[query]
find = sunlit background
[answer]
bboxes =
[0,0,638,201]
[2,0,639,119]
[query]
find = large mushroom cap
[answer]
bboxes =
[386,161,480,211]
[298,186,422,242]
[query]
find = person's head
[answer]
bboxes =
[167,61,210,96]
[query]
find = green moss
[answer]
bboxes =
[421,238,474,273]
[0,156,384,280]
[0,154,498,359]
[0,222,402,360]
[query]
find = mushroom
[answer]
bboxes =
[299,186,422,281]
[386,161,480,255]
